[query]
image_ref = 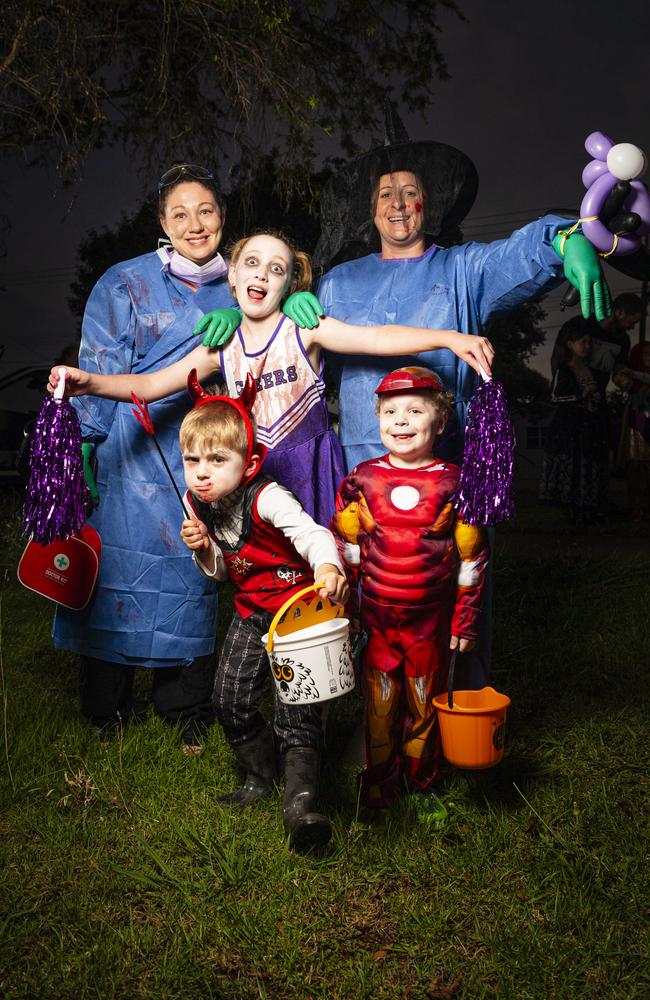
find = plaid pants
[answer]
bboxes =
[212,610,324,754]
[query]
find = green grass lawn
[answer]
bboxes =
[1,488,649,999]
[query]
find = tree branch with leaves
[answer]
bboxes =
[1,0,463,195]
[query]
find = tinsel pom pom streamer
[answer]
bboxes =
[130,393,189,516]
[22,367,91,545]
[452,367,515,527]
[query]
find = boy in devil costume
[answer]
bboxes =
[331,367,489,811]
[180,369,347,851]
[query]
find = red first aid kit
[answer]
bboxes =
[17,524,101,610]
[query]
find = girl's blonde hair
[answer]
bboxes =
[228,229,312,301]
[180,402,252,458]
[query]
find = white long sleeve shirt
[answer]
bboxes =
[187,481,342,582]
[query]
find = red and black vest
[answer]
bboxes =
[187,477,314,618]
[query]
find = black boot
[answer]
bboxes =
[282,747,332,851]
[215,725,276,807]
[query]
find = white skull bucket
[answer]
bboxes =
[263,584,355,705]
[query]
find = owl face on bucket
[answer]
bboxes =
[272,657,320,702]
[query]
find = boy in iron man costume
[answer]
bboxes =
[331,367,489,810]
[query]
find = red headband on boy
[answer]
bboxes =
[187,369,267,482]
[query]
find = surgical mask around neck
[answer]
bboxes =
[157,246,227,286]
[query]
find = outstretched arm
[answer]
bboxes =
[302,316,494,378]
[49,343,220,402]
[257,482,348,605]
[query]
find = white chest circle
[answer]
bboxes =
[390,485,421,511]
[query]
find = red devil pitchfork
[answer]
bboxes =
[130,393,189,516]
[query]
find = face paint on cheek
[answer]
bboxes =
[415,203,422,213]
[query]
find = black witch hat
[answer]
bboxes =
[314,103,479,271]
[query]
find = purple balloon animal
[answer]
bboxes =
[580,131,650,255]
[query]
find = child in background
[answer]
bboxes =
[539,327,607,526]
[330,367,489,812]
[619,342,650,519]
[179,373,347,851]
[50,230,494,527]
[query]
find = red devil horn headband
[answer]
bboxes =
[187,368,212,406]
[187,369,257,414]
[186,369,267,480]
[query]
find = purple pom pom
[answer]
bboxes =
[453,378,515,526]
[22,395,90,544]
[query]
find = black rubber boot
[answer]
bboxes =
[215,725,276,807]
[282,747,332,851]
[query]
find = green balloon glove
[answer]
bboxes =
[553,231,612,322]
[193,308,242,349]
[81,442,99,507]
[283,291,324,330]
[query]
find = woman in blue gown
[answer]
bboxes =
[53,164,235,743]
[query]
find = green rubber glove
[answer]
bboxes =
[193,308,242,349]
[552,231,612,321]
[81,442,99,507]
[282,291,324,330]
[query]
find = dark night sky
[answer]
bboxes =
[0,0,648,410]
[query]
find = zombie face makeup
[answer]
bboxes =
[373,171,426,258]
[228,235,293,318]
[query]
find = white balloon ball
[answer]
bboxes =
[607,143,647,181]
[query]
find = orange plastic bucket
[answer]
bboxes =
[433,652,511,769]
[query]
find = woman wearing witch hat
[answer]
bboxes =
[306,110,609,685]
[311,108,609,474]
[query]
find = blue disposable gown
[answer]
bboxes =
[319,215,566,471]
[53,252,233,667]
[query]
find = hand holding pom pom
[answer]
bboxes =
[22,368,91,544]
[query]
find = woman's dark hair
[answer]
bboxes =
[553,324,590,368]
[157,162,226,217]
[612,292,645,317]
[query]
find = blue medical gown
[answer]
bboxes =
[53,252,233,667]
[318,215,566,471]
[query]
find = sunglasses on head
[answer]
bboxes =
[158,164,215,193]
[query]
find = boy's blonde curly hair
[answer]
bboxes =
[179,401,253,458]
